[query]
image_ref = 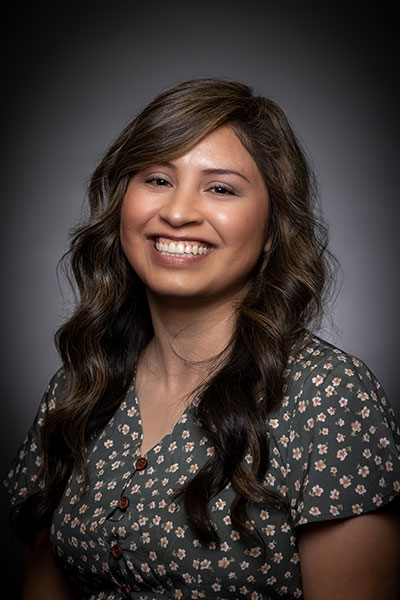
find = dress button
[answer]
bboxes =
[121,586,131,599]
[118,496,130,511]
[111,544,123,559]
[135,456,148,471]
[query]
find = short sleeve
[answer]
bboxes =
[286,356,400,527]
[3,369,66,507]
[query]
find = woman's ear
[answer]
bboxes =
[263,234,272,254]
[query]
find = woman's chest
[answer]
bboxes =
[50,394,302,599]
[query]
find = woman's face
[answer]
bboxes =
[120,125,270,306]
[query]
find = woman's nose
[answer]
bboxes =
[158,188,204,227]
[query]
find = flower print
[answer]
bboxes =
[314,460,326,472]
[355,484,367,495]
[311,485,324,496]
[337,448,348,461]
[372,494,383,506]
[339,474,352,488]
[104,439,113,448]
[358,465,370,478]
[361,407,370,419]
[317,413,326,422]
[265,524,275,536]
[279,435,289,447]
[292,447,302,460]
[352,504,363,515]
[312,375,324,386]
[312,396,321,407]
[330,489,340,500]
[309,507,321,517]
[220,541,230,552]
[298,400,307,413]
[273,552,283,563]
[329,505,340,516]
[269,419,279,429]
[317,443,328,455]
[160,537,168,548]
[164,521,173,533]
[218,557,230,568]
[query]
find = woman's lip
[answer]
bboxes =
[149,234,214,247]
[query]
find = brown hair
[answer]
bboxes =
[13,78,335,545]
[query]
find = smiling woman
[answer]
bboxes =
[4,79,400,599]
[120,126,270,303]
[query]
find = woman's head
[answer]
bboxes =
[83,77,327,325]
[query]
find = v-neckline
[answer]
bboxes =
[132,380,198,458]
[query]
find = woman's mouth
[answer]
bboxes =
[154,237,212,257]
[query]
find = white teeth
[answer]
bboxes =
[154,239,210,256]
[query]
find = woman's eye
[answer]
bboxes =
[210,185,235,195]
[145,177,170,187]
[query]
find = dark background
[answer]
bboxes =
[1,1,398,593]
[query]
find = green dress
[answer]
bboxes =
[5,335,400,599]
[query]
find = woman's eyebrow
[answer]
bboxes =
[147,162,250,184]
[201,168,250,183]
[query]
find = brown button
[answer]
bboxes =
[118,496,130,511]
[121,586,131,599]
[111,544,123,559]
[135,456,148,471]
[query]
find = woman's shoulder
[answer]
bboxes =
[3,368,67,503]
[282,334,393,420]
[266,331,399,460]
[267,334,400,525]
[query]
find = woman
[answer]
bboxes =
[5,78,400,599]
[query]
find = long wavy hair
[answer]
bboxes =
[13,78,335,545]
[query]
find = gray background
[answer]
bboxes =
[1,1,398,591]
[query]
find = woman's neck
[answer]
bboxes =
[138,292,238,394]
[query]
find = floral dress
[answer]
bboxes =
[5,335,400,599]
